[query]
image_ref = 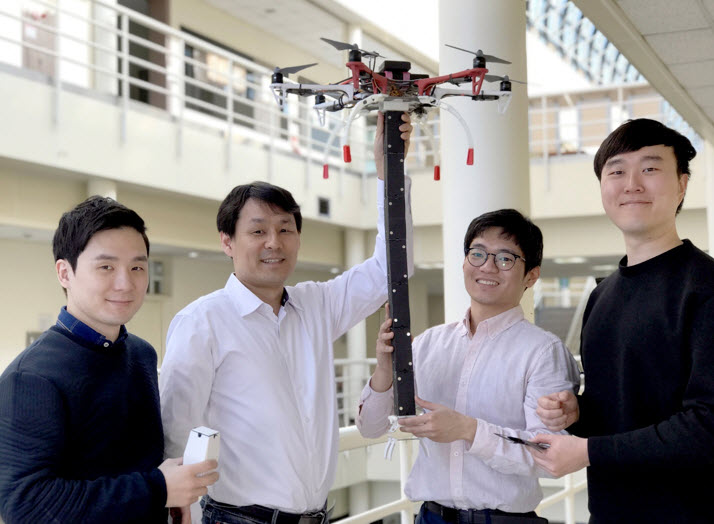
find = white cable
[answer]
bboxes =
[384,415,400,461]
[438,100,475,152]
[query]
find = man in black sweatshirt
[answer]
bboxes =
[529,119,714,523]
[0,197,219,523]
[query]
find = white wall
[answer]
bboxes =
[0,70,376,228]
[530,153,708,219]
[0,237,233,370]
[0,239,65,372]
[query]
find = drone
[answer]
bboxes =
[269,39,523,418]
[269,38,524,180]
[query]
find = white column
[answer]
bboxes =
[705,139,714,253]
[88,179,117,200]
[348,482,369,517]
[408,277,429,337]
[166,35,184,117]
[399,439,416,524]
[439,1,530,321]
[522,284,535,324]
[347,25,363,49]
[345,228,368,422]
[559,277,572,308]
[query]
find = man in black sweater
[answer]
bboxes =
[529,119,714,523]
[0,197,219,523]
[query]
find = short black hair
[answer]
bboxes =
[217,181,302,236]
[463,209,543,273]
[594,118,696,213]
[53,196,150,271]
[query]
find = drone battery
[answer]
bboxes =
[183,426,220,465]
[379,60,412,78]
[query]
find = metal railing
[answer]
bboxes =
[337,426,417,524]
[0,0,453,207]
[534,278,594,311]
[335,357,377,428]
[0,0,383,184]
[528,89,702,161]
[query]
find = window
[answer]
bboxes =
[182,28,256,128]
[558,106,579,154]
[148,260,164,295]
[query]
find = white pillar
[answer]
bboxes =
[399,440,416,524]
[88,179,117,200]
[408,277,429,337]
[559,277,572,308]
[705,139,714,253]
[439,1,530,321]
[345,228,368,421]
[522,284,535,324]
[348,482,369,516]
[347,25,363,48]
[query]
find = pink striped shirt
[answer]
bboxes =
[357,305,580,512]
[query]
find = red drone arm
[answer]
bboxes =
[414,67,488,96]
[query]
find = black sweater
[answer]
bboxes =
[0,325,168,523]
[574,240,714,523]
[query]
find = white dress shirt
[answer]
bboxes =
[160,179,412,514]
[357,306,580,513]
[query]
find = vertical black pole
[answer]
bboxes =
[383,111,415,417]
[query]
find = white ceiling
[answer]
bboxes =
[203,0,438,73]
[575,0,714,143]
[203,0,367,70]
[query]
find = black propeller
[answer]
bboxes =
[271,63,317,83]
[320,37,382,58]
[445,44,511,68]
[274,63,317,76]
[484,74,526,84]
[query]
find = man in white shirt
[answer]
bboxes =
[358,209,580,524]
[159,113,412,524]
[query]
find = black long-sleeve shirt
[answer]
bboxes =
[0,311,167,523]
[573,240,714,524]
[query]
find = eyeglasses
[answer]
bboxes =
[465,247,525,271]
